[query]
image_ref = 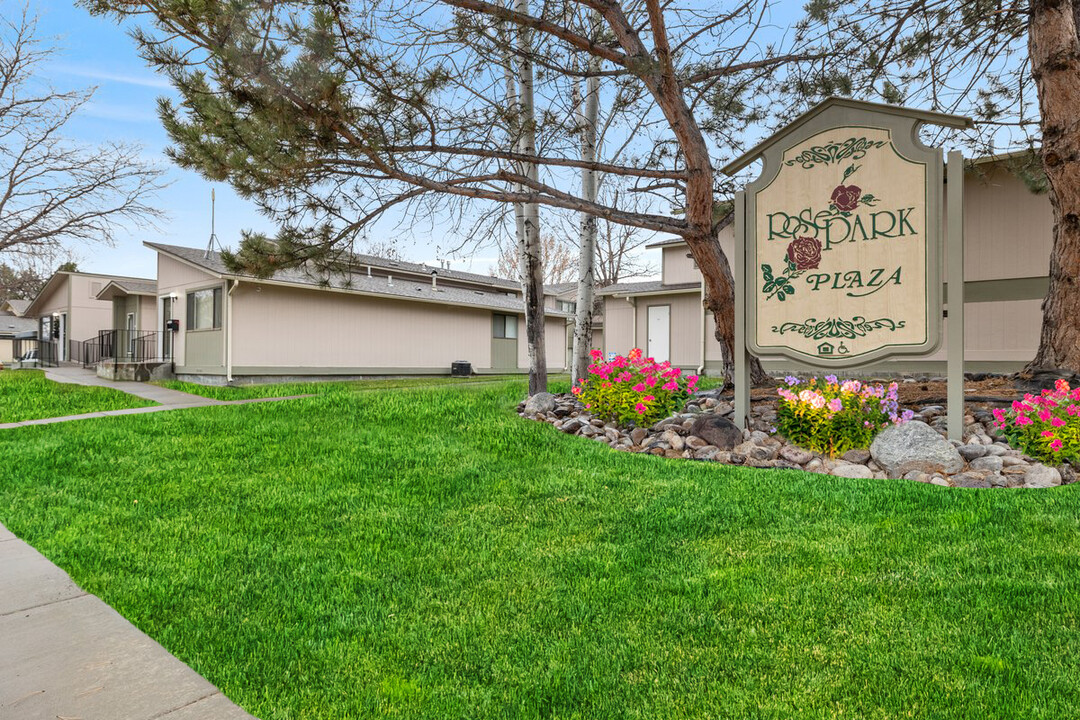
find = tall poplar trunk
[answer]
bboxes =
[1027,0,1080,371]
[515,0,547,393]
[571,29,601,384]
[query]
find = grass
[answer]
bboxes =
[1,380,1080,718]
[154,374,559,401]
[0,369,156,423]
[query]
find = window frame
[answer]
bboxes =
[186,285,223,331]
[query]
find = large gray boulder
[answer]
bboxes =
[524,392,556,415]
[870,421,964,478]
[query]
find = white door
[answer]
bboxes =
[647,305,670,362]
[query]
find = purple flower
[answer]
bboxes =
[825,375,838,385]
[827,398,843,413]
[785,375,799,387]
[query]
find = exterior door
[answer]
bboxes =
[647,305,670,362]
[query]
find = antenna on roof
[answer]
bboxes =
[204,188,221,259]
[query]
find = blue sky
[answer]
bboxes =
[29,0,504,278]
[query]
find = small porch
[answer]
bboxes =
[70,329,176,381]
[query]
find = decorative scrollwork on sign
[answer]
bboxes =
[784,137,889,169]
[771,316,906,340]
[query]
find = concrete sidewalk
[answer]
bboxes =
[44,365,226,407]
[0,522,257,719]
[0,366,312,430]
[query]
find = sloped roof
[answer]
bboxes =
[0,312,37,336]
[96,278,158,301]
[146,242,573,318]
[598,280,701,297]
[2,299,31,316]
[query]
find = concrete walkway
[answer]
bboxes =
[0,366,312,430]
[0,522,256,719]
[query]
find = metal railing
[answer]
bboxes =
[70,337,103,369]
[98,329,174,365]
[11,338,59,368]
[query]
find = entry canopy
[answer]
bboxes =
[721,97,973,176]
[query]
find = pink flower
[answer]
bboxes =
[1068,405,1079,416]
[663,379,677,391]
[590,349,602,360]
[1039,410,1053,422]
[634,402,647,415]
[1041,430,1055,438]
[827,398,843,413]
[645,375,658,387]
[571,386,582,395]
[632,383,646,393]
[1051,439,1064,452]
[687,374,699,385]
[1052,417,1067,428]
[643,395,655,402]
[1057,378,1071,393]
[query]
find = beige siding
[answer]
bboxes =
[662,246,698,284]
[513,315,567,372]
[231,283,494,371]
[0,339,12,364]
[66,275,116,342]
[964,166,1053,281]
[602,297,636,357]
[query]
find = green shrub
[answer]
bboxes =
[575,348,698,427]
[776,375,913,456]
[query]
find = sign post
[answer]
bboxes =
[723,98,972,439]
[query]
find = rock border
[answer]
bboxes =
[518,391,1076,489]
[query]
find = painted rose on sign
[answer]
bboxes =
[786,236,822,271]
[830,184,861,212]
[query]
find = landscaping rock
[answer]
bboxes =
[688,415,743,451]
[983,444,1008,457]
[903,470,931,483]
[779,445,814,465]
[661,430,685,451]
[1024,465,1062,489]
[958,444,988,461]
[630,427,648,446]
[684,435,708,451]
[830,464,874,480]
[841,448,871,465]
[969,456,1004,473]
[1061,464,1077,485]
[870,421,964,478]
[524,392,556,415]
[952,473,992,489]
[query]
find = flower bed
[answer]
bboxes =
[573,349,698,427]
[776,375,914,456]
[994,378,1080,464]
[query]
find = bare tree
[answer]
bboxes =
[0,6,165,266]
[495,234,576,284]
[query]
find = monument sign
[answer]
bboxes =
[723,98,973,438]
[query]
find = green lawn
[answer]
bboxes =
[155,374,557,401]
[1,380,1079,719]
[0,369,156,423]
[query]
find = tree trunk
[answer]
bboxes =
[1027,0,1080,372]
[571,30,601,385]
[515,0,547,394]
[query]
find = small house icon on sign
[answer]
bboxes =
[817,342,835,355]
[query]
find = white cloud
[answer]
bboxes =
[52,64,172,90]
